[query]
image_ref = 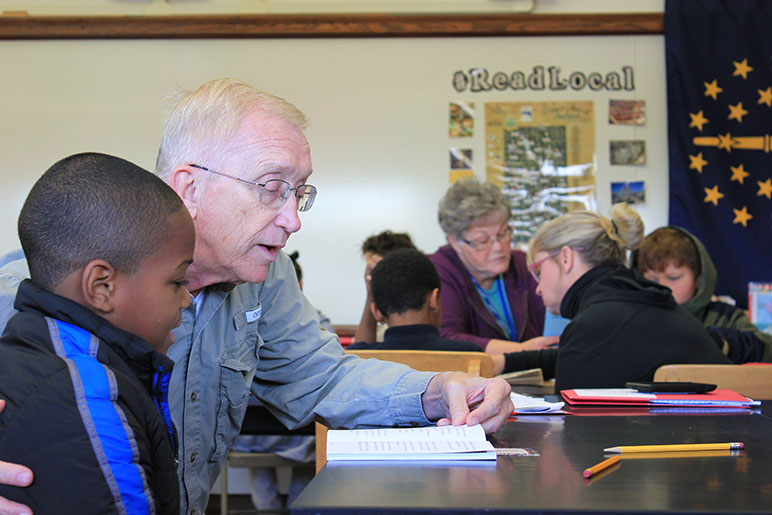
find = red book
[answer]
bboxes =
[561,388,759,408]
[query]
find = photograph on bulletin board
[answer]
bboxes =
[485,101,596,246]
[449,102,474,138]
[608,99,646,126]
[610,180,645,205]
[610,140,646,165]
[450,148,473,170]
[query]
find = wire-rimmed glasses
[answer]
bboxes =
[189,164,317,212]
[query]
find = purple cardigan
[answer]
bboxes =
[428,245,545,350]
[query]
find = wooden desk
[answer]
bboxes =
[291,408,772,513]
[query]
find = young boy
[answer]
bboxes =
[0,153,195,514]
[348,248,480,352]
[635,226,772,363]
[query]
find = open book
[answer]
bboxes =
[326,424,496,461]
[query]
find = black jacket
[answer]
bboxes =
[0,280,179,514]
[504,265,730,391]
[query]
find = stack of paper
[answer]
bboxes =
[326,424,496,461]
[510,392,566,414]
[497,368,545,385]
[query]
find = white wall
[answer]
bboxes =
[0,32,667,324]
[0,0,664,15]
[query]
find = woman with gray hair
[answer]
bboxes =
[428,177,557,354]
[493,203,729,390]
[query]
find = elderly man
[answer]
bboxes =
[0,78,512,515]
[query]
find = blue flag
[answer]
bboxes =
[666,0,772,309]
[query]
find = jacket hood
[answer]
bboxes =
[668,226,717,317]
[561,264,678,319]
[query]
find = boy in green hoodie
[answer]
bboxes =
[635,226,772,363]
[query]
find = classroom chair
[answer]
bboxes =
[653,363,772,399]
[314,349,494,473]
[220,405,315,515]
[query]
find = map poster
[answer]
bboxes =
[485,101,596,245]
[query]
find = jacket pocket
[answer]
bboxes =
[210,330,258,463]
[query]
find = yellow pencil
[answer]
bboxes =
[618,450,737,460]
[583,455,621,478]
[603,442,744,453]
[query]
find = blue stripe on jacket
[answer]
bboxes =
[48,318,154,515]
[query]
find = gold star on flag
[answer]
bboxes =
[732,206,753,227]
[717,132,734,152]
[704,185,725,206]
[704,80,723,100]
[689,152,708,172]
[759,87,772,107]
[730,164,749,184]
[758,178,772,199]
[732,58,753,79]
[689,110,709,131]
[728,102,748,122]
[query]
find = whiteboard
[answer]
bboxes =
[0,35,666,323]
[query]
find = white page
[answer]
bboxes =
[510,392,565,413]
[327,424,486,443]
[328,439,494,455]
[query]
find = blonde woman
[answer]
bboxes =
[494,203,729,391]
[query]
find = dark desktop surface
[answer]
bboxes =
[292,404,772,514]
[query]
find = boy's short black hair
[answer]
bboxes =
[361,230,416,256]
[289,250,302,282]
[19,152,184,291]
[636,227,701,278]
[370,248,440,317]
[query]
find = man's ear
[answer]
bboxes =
[370,302,387,324]
[81,260,118,314]
[168,165,200,219]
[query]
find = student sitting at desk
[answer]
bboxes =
[348,248,481,352]
[634,226,772,363]
[493,203,729,390]
[354,230,417,344]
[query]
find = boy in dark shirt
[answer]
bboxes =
[349,249,480,352]
[0,153,194,514]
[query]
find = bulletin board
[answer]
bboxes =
[0,13,667,323]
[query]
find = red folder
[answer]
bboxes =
[561,388,759,408]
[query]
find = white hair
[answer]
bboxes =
[155,78,308,181]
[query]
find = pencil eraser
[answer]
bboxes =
[583,470,592,478]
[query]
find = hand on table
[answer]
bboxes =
[421,372,513,434]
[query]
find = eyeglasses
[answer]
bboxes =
[189,164,317,212]
[528,247,584,281]
[528,250,560,281]
[461,227,512,252]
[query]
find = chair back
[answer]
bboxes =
[346,349,494,377]
[315,349,493,472]
[653,364,772,399]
